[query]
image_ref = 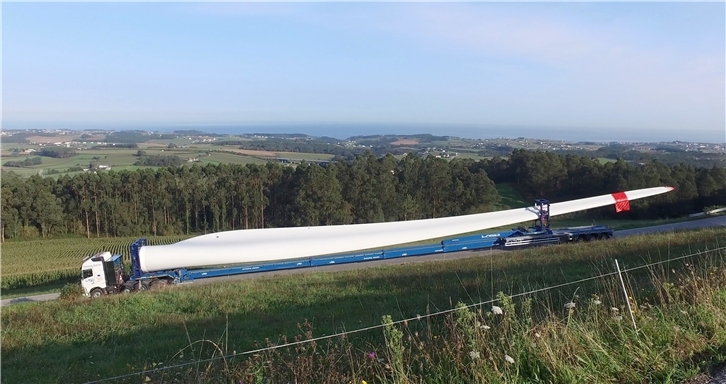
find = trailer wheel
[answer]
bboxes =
[575,235,586,243]
[90,288,104,299]
[120,285,132,294]
[597,233,609,240]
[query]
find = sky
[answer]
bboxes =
[2,2,725,143]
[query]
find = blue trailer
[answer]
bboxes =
[80,198,613,297]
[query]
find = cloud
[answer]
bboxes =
[376,4,724,131]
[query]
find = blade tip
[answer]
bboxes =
[666,186,675,192]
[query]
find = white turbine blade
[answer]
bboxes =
[139,186,674,272]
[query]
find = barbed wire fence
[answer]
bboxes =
[85,245,726,384]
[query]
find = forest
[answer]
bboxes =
[1,149,725,241]
[3,157,42,168]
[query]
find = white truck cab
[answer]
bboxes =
[80,252,126,298]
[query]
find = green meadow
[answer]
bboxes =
[2,228,725,383]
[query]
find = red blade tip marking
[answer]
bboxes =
[611,191,630,213]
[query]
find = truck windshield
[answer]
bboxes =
[82,269,93,279]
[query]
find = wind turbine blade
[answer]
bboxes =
[139,186,674,272]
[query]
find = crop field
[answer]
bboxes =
[1,236,192,291]
[1,228,725,383]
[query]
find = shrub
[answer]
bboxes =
[59,283,84,301]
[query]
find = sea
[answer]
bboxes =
[148,123,724,144]
[5,122,724,144]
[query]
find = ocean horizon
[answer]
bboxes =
[3,122,724,144]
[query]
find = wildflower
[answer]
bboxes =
[144,377,152,383]
[505,354,515,364]
[614,315,623,321]
[593,300,602,305]
[492,305,503,315]
[367,352,376,359]
[362,381,368,384]
[481,325,491,330]
[416,314,422,320]
[534,332,541,338]
[610,307,619,312]
[564,302,576,310]
[469,351,481,359]
[680,310,687,315]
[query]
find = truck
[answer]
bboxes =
[80,198,614,298]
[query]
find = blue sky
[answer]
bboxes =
[3,2,725,143]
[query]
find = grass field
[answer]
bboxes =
[452,152,490,161]
[275,151,335,161]
[0,145,335,176]
[199,151,269,166]
[1,228,725,383]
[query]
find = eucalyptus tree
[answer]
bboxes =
[421,156,452,218]
[293,162,346,226]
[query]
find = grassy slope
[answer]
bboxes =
[1,228,724,383]
[494,183,529,209]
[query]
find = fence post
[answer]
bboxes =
[615,259,638,331]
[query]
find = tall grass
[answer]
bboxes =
[217,247,726,384]
[1,228,724,383]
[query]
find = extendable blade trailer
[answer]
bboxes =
[80,187,673,297]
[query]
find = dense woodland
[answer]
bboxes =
[1,150,725,241]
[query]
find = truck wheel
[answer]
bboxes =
[120,285,132,294]
[90,288,104,299]
[575,236,586,243]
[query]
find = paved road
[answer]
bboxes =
[3,215,724,307]
[1,292,61,307]
[615,215,725,237]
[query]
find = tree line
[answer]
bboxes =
[480,149,726,218]
[0,153,498,240]
[3,157,42,168]
[1,150,724,241]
